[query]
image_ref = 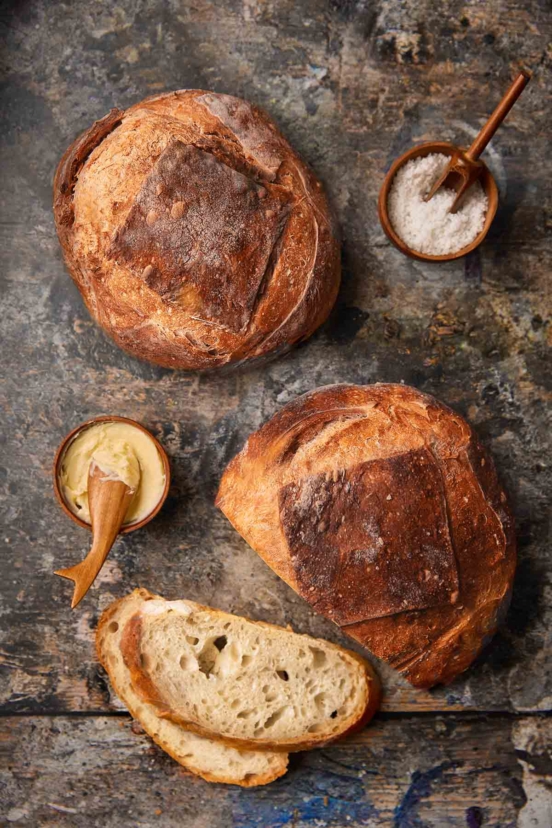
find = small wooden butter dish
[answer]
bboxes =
[53,415,170,533]
[53,416,171,607]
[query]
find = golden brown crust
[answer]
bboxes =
[53,90,340,370]
[119,596,380,752]
[216,383,517,689]
[96,589,289,787]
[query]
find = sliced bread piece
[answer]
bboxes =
[120,592,381,752]
[97,589,288,786]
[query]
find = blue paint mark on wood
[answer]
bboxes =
[393,762,458,827]
[466,806,485,828]
[231,763,379,827]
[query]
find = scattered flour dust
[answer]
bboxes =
[387,153,488,255]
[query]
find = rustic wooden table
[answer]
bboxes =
[1,1,551,826]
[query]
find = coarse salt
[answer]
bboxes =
[387,153,488,255]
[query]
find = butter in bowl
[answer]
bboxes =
[53,416,170,607]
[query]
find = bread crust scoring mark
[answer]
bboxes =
[196,92,285,180]
[280,447,460,625]
[216,383,516,688]
[108,140,292,333]
[54,108,124,233]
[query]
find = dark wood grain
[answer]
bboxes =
[0,0,551,823]
[2,715,550,827]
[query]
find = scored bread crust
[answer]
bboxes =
[96,589,288,786]
[120,594,380,752]
[216,383,516,689]
[53,90,340,370]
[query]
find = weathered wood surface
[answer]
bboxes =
[0,0,551,824]
[1,715,551,827]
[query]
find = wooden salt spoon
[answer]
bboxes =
[55,462,137,608]
[425,69,531,213]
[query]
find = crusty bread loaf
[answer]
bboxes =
[53,91,340,370]
[216,383,516,689]
[96,589,288,786]
[120,593,380,751]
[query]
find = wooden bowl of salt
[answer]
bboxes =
[378,141,499,263]
[378,70,531,262]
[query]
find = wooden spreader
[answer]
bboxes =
[425,70,531,213]
[53,416,171,608]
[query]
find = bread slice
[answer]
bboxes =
[97,589,288,786]
[120,592,381,752]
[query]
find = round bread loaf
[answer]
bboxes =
[216,384,516,688]
[53,91,340,370]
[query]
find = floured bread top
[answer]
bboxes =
[216,383,516,688]
[54,91,340,369]
[108,141,292,333]
[280,446,460,625]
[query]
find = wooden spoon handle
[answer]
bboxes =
[466,69,531,161]
[55,540,114,610]
[55,512,126,608]
[55,473,134,608]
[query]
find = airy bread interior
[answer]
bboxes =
[97,590,288,786]
[122,596,376,750]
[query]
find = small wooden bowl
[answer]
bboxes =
[378,141,499,263]
[53,416,171,534]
